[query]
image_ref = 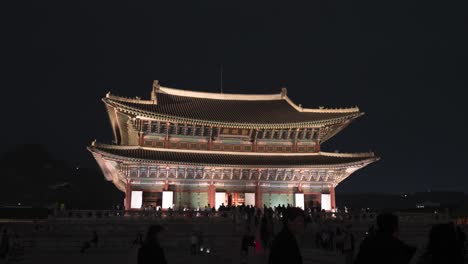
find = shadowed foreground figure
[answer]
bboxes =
[0,229,9,260]
[418,222,466,264]
[268,207,305,264]
[80,230,99,253]
[138,225,167,264]
[354,213,416,264]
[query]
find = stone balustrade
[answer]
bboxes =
[49,209,451,225]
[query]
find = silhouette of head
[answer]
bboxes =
[144,225,165,245]
[376,213,399,235]
[283,207,305,235]
[424,223,465,264]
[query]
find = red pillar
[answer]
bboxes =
[252,130,258,152]
[138,132,144,146]
[315,141,321,152]
[125,181,132,211]
[208,126,213,150]
[208,182,215,208]
[165,122,170,148]
[255,182,262,209]
[292,128,299,152]
[330,186,336,211]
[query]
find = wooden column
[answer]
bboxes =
[208,181,215,208]
[302,128,307,139]
[253,130,258,152]
[208,126,213,150]
[330,185,336,211]
[125,181,132,211]
[293,128,299,152]
[255,181,262,209]
[165,122,170,148]
[315,141,321,152]
[138,131,144,146]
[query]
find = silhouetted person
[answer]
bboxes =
[138,225,167,264]
[241,226,255,264]
[197,231,204,254]
[418,222,466,264]
[91,231,98,247]
[342,224,355,264]
[269,207,305,264]
[260,210,274,249]
[0,229,9,260]
[354,213,416,264]
[190,231,198,255]
[80,230,99,253]
[132,232,144,248]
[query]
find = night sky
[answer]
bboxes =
[2,1,467,194]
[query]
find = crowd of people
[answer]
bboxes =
[1,204,467,264]
[0,227,24,263]
[134,204,467,264]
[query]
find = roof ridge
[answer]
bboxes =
[105,92,155,105]
[158,86,283,101]
[104,81,361,113]
[283,95,360,113]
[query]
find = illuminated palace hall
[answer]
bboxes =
[88,81,378,211]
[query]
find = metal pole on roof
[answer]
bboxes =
[220,64,223,94]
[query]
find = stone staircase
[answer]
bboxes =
[3,215,466,264]
[5,217,243,264]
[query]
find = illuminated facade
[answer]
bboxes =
[88,81,378,211]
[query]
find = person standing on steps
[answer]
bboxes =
[354,213,416,264]
[268,207,305,264]
[0,228,10,262]
[138,225,167,264]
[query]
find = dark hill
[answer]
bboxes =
[0,144,123,209]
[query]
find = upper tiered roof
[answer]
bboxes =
[103,81,363,129]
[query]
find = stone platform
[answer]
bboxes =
[0,211,463,264]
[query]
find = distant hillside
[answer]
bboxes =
[336,191,468,211]
[0,144,123,209]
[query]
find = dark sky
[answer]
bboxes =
[2,1,467,194]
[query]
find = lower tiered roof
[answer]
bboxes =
[88,143,377,167]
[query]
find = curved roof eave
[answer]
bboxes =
[103,97,363,129]
[87,144,379,169]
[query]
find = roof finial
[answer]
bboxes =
[151,80,160,103]
[281,87,287,98]
[220,64,223,94]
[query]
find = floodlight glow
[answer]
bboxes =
[321,194,331,211]
[131,191,143,209]
[294,193,304,209]
[215,192,226,210]
[162,191,173,209]
[245,193,255,206]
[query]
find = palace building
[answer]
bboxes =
[88,81,378,211]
